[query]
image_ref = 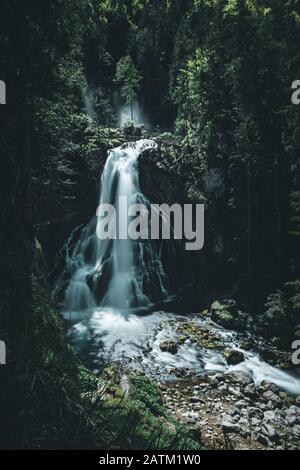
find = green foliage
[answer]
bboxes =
[2,0,300,449]
[258,282,300,343]
[264,291,288,330]
[130,374,165,416]
[114,55,141,119]
[85,86,116,127]
[1,240,201,450]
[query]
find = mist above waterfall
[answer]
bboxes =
[117,101,151,129]
[113,91,151,130]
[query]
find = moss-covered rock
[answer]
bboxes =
[177,323,222,350]
[159,340,178,354]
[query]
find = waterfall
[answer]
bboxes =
[62,139,170,313]
[57,141,300,399]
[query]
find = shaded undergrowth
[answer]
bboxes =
[0,241,201,450]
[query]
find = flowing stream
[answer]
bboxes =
[59,139,300,396]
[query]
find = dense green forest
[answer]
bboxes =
[1,0,300,450]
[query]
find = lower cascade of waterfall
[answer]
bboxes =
[57,139,300,397]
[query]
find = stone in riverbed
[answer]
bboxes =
[285,405,300,426]
[228,406,240,417]
[263,410,276,422]
[259,380,280,394]
[262,423,279,442]
[248,406,264,420]
[244,383,257,398]
[190,395,205,404]
[159,340,178,354]
[235,399,249,408]
[262,390,282,405]
[257,434,270,446]
[223,370,253,386]
[224,349,245,365]
[292,424,300,438]
[221,418,241,434]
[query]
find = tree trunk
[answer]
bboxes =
[247,160,251,274]
[130,100,133,121]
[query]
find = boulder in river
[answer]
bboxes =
[224,349,245,365]
[159,340,178,354]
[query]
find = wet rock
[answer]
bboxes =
[259,346,291,369]
[235,399,249,408]
[159,340,178,354]
[262,391,281,405]
[190,395,205,404]
[251,417,261,427]
[221,418,241,434]
[292,424,300,438]
[285,414,298,426]
[262,423,279,442]
[200,309,210,317]
[248,407,264,420]
[264,410,276,422]
[279,391,287,400]
[228,386,241,397]
[177,335,186,345]
[224,349,245,365]
[228,406,240,417]
[218,384,228,392]
[173,367,196,378]
[244,383,257,398]
[285,405,300,426]
[260,380,280,394]
[257,434,269,446]
[209,374,223,388]
[237,417,249,436]
[258,402,268,411]
[239,338,256,350]
[223,370,253,387]
[176,323,222,350]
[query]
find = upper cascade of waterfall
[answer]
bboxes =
[61,139,171,313]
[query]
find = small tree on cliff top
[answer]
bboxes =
[114,55,141,122]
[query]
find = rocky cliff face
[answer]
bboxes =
[38,147,107,268]
[139,147,186,205]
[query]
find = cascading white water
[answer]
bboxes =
[69,310,300,395]
[63,139,169,312]
[58,138,300,397]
